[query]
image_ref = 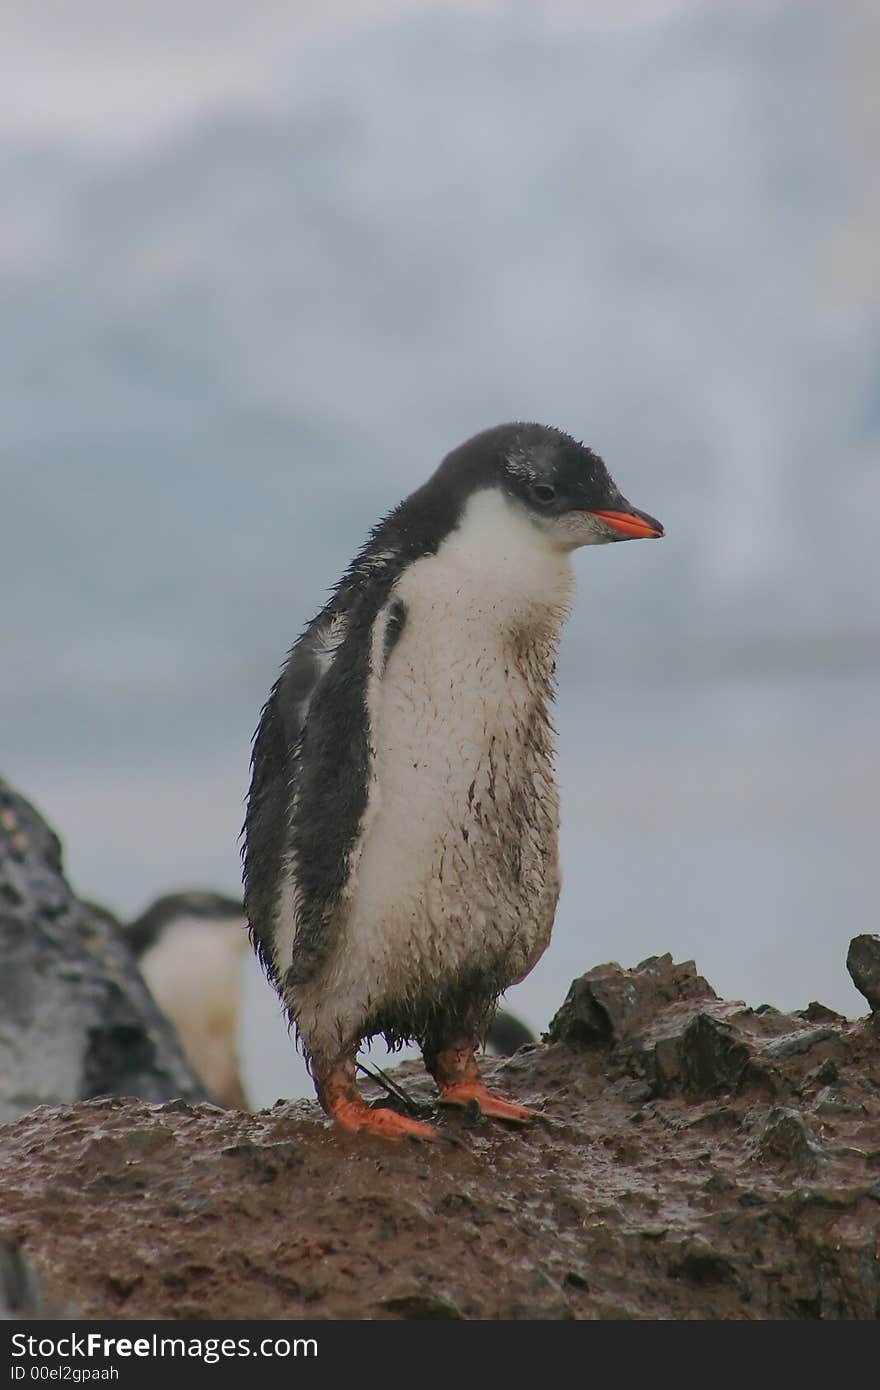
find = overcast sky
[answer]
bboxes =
[0,1,754,147]
[3,0,878,1035]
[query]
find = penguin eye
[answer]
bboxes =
[530,483,556,506]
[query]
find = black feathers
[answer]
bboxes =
[244,547,411,991]
[381,598,407,673]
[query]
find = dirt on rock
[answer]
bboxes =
[2,952,879,1320]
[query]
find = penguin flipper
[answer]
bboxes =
[244,605,346,985]
[244,592,373,991]
[245,528,405,994]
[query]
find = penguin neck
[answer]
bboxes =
[432,487,574,639]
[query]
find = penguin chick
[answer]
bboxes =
[244,422,663,1139]
[130,891,248,1109]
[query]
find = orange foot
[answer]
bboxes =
[438,1083,535,1124]
[329,1096,435,1141]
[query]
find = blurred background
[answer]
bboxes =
[2,0,878,1105]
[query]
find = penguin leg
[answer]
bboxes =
[313,1052,435,1141]
[424,1037,535,1125]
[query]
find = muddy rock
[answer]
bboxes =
[667,1235,734,1286]
[546,953,715,1046]
[380,1291,464,1319]
[0,777,206,1124]
[797,1002,847,1026]
[2,950,879,1320]
[757,1107,825,1170]
[763,1028,838,1060]
[648,1011,753,1096]
[847,935,880,1014]
[0,1241,47,1320]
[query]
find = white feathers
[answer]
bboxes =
[140,914,248,1107]
[271,834,301,983]
[291,487,572,1064]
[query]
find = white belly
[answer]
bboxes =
[295,489,572,1060]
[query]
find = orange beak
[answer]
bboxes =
[588,509,664,540]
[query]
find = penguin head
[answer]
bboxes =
[427,423,663,556]
[497,423,664,551]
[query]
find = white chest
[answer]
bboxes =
[311,490,573,1033]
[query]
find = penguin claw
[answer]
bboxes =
[329,1097,435,1141]
[438,1083,535,1125]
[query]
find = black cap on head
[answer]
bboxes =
[432,422,664,545]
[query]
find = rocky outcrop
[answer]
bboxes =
[848,935,880,1015]
[1,777,878,1320]
[0,777,206,1123]
[1,948,878,1320]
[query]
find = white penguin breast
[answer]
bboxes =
[331,489,572,1017]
